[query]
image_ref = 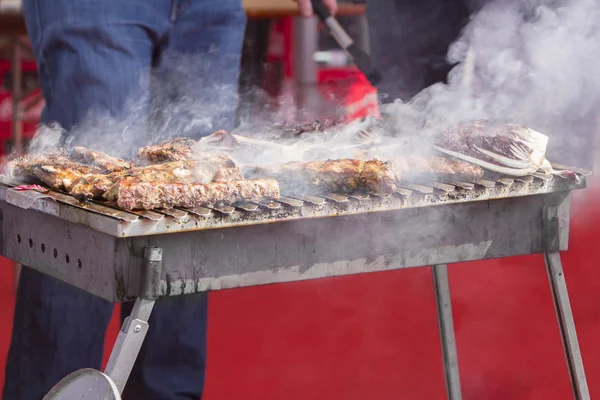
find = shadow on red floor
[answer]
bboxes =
[0,185,598,399]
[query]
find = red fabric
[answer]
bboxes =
[0,60,41,147]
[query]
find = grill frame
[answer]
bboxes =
[0,168,587,238]
[0,179,579,302]
[0,169,590,400]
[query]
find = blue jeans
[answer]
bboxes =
[4,1,246,399]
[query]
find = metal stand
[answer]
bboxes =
[103,297,155,393]
[430,203,591,400]
[545,253,590,399]
[433,264,462,400]
[42,247,162,400]
[542,205,590,400]
[293,16,320,119]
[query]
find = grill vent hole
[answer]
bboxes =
[77,259,82,269]
[41,244,46,253]
[17,234,21,243]
[53,249,58,258]
[28,239,33,248]
[65,254,70,264]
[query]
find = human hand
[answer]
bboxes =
[296,0,337,18]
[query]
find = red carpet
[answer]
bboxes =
[0,185,598,399]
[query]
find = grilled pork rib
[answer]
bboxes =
[246,159,396,194]
[11,152,103,191]
[70,147,132,172]
[105,178,280,210]
[270,120,338,137]
[69,159,244,200]
[136,137,197,163]
[394,156,485,182]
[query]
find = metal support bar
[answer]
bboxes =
[545,253,590,400]
[293,16,319,117]
[103,297,154,394]
[103,247,162,393]
[433,264,462,400]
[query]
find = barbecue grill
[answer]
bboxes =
[0,165,591,400]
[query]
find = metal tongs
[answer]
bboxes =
[310,0,382,86]
[197,127,381,162]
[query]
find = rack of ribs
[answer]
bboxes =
[245,159,397,195]
[105,178,280,210]
[70,146,133,173]
[394,155,485,182]
[10,152,104,191]
[136,137,197,164]
[69,158,244,201]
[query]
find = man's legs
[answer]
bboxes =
[119,1,246,399]
[122,0,246,400]
[3,1,169,398]
[149,0,247,139]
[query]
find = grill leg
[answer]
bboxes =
[103,247,163,394]
[103,297,155,394]
[433,264,462,400]
[545,252,590,400]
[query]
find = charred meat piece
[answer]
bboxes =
[394,156,484,182]
[246,159,396,194]
[105,178,280,210]
[136,137,197,164]
[70,146,132,172]
[69,159,244,200]
[11,152,103,191]
[69,173,120,200]
[270,120,338,137]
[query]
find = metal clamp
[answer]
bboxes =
[139,247,163,300]
[543,205,561,253]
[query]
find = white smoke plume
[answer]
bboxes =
[18,0,600,172]
[376,0,600,168]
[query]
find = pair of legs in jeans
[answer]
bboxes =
[4,0,246,399]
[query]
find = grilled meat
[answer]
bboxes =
[11,152,103,191]
[246,159,396,194]
[136,137,197,164]
[271,120,338,136]
[69,159,243,200]
[394,156,485,182]
[105,178,280,210]
[70,146,132,172]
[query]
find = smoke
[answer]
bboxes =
[377,0,600,167]
[22,52,242,159]
[18,0,600,172]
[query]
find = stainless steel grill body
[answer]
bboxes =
[0,173,583,302]
[0,170,590,400]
